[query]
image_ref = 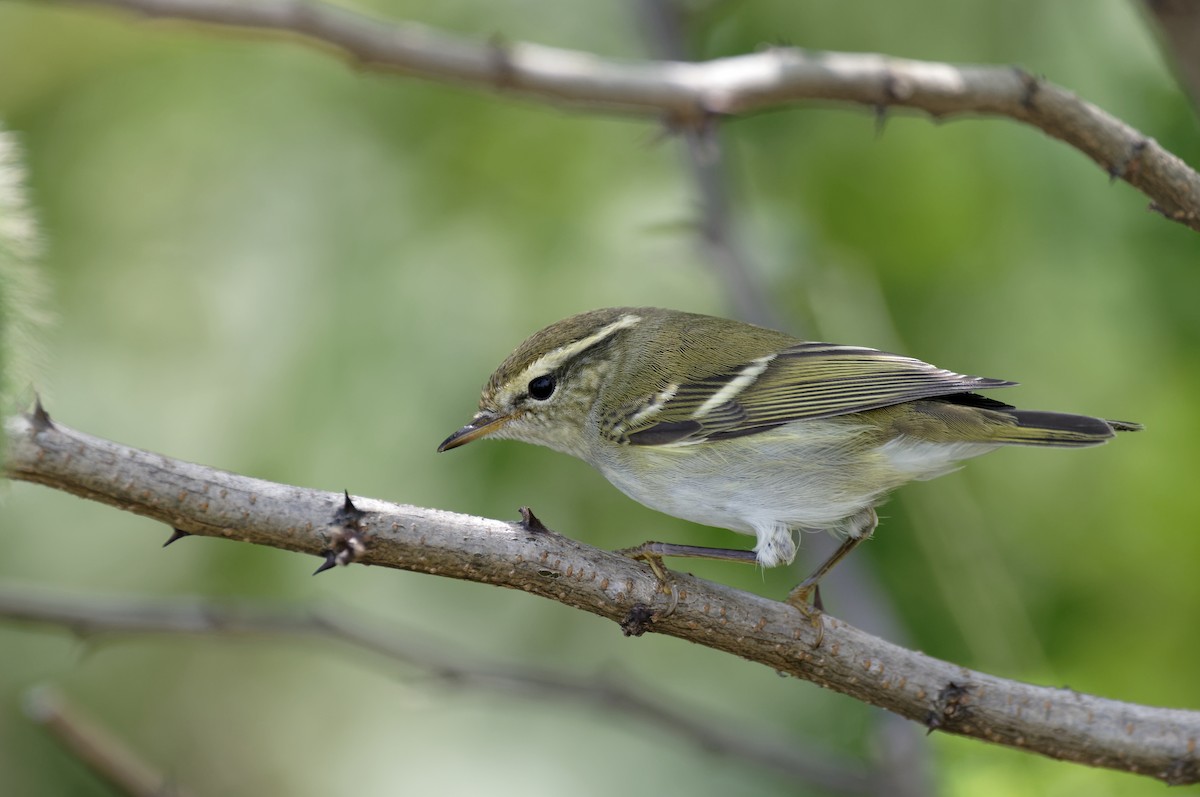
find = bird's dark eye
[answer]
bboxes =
[527,375,556,401]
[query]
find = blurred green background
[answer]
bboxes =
[1,0,1197,795]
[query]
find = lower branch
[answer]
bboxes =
[4,408,1199,784]
[0,586,872,792]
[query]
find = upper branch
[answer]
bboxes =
[46,0,1200,231]
[4,408,1200,784]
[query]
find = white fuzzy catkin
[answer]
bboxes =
[0,127,51,411]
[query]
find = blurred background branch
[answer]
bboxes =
[23,686,192,797]
[634,0,777,329]
[1,585,876,793]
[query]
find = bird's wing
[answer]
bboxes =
[615,342,1015,446]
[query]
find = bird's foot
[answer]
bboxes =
[616,545,680,617]
[785,582,826,648]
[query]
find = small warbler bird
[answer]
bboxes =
[438,307,1139,605]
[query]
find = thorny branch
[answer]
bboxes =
[39,0,1200,231]
[5,409,1200,785]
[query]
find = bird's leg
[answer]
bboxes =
[786,508,878,610]
[785,510,876,648]
[785,535,864,610]
[618,541,761,566]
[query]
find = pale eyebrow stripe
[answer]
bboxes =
[516,313,643,386]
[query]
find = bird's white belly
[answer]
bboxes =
[600,452,875,534]
[591,429,883,566]
[590,424,996,567]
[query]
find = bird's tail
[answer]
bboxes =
[994,410,1143,447]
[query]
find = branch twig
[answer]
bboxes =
[1142,0,1200,114]
[43,0,1200,231]
[635,0,778,330]
[5,408,1200,784]
[24,686,192,797]
[0,586,873,792]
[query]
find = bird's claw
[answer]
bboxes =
[786,583,826,648]
[618,547,679,617]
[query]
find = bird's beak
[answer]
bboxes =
[437,411,510,452]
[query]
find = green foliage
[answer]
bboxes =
[0,1,1195,795]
